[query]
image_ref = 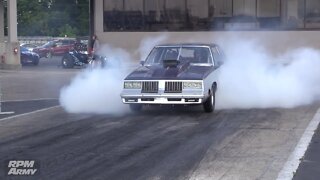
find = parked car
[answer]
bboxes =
[33,39,76,58]
[20,43,38,51]
[20,46,40,66]
[120,43,225,112]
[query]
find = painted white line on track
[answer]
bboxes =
[0,105,60,122]
[0,98,58,103]
[0,111,15,115]
[277,108,320,180]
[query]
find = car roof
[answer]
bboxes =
[155,43,218,48]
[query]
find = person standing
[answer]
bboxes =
[90,35,100,55]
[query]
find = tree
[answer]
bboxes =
[17,0,89,37]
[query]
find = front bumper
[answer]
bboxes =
[121,80,206,105]
[121,94,204,105]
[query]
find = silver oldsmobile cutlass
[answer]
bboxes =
[120,43,224,113]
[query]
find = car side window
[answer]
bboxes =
[206,48,214,65]
[51,42,57,47]
[211,46,223,67]
[61,40,69,45]
[55,42,63,47]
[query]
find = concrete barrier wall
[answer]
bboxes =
[96,31,320,60]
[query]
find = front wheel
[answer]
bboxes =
[129,104,143,112]
[203,89,215,113]
[61,55,74,69]
[33,58,39,66]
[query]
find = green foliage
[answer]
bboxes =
[58,24,78,37]
[17,0,89,37]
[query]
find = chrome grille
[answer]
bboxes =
[165,81,182,93]
[141,81,158,93]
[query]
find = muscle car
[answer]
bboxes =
[120,43,224,113]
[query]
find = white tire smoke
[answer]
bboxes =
[59,36,320,114]
[59,45,132,114]
[216,39,320,109]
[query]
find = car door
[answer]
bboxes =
[53,40,68,55]
[61,40,75,54]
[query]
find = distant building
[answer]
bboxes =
[91,0,320,57]
[94,0,320,32]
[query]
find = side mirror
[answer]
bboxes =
[140,61,145,66]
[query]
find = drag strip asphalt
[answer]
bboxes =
[0,99,59,119]
[0,104,318,180]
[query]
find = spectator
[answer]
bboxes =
[90,34,100,55]
[74,39,83,52]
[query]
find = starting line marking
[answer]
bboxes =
[0,106,60,122]
[0,111,15,115]
[277,108,320,180]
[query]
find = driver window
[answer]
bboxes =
[211,46,223,66]
[56,42,63,47]
[207,48,214,65]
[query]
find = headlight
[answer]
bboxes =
[183,82,202,89]
[124,81,142,89]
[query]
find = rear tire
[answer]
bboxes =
[61,55,74,69]
[203,87,216,113]
[129,104,143,112]
[33,58,39,66]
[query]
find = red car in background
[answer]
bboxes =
[33,39,76,58]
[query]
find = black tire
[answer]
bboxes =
[33,58,39,66]
[129,104,143,112]
[203,86,216,113]
[61,55,74,69]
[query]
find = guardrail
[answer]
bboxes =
[1,36,87,46]
[18,36,77,46]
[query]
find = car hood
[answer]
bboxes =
[33,47,47,51]
[21,51,38,56]
[125,64,215,80]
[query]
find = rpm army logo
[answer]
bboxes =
[5,160,39,176]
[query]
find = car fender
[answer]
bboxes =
[203,67,219,99]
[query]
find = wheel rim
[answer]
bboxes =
[63,59,67,66]
[211,93,214,107]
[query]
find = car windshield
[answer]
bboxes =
[22,44,37,48]
[144,46,213,66]
[41,41,54,48]
[20,47,28,52]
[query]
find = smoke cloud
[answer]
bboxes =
[59,44,131,114]
[215,38,320,109]
[138,34,168,60]
[59,36,167,114]
[60,35,320,114]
